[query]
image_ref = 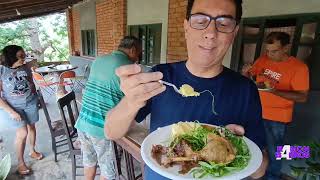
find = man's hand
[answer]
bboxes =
[225,124,245,135]
[115,64,166,110]
[241,63,253,77]
[267,89,308,103]
[9,111,22,121]
[225,124,268,179]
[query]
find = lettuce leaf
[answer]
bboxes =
[169,124,251,178]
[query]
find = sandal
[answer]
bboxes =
[17,164,31,175]
[29,151,44,160]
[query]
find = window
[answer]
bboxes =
[129,24,162,65]
[81,30,96,57]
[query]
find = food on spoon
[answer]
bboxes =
[264,81,271,89]
[179,84,200,97]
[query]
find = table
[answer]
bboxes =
[35,64,78,98]
[113,124,149,180]
[35,64,78,74]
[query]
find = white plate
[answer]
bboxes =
[258,87,273,91]
[141,124,263,180]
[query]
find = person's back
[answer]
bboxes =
[75,36,142,180]
[76,51,133,137]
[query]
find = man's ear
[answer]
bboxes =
[184,19,189,39]
[234,25,239,36]
[283,44,290,53]
[130,47,136,55]
[231,25,240,43]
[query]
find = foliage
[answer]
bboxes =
[0,13,69,62]
[190,127,250,178]
[290,140,320,180]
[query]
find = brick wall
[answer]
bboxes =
[66,9,74,53]
[73,9,81,54]
[66,8,81,55]
[96,0,127,56]
[67,0,187,60]
[167,0,188,62]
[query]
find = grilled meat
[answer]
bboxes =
[151,132,236,174]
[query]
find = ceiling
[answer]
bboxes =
[0,0,83,24]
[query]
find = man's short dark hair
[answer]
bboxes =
[265,32,291,46]
[186,0,243,23]
[118,36,141,50]
[0,45,24,67]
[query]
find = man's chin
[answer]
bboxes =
[188,57,221,68]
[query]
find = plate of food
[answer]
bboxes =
[256,81,274,91]
[141,122,262,180]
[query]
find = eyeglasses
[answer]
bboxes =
[189,13,238,33]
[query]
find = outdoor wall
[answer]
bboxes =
[167,0,188,63]
[66,10,74,53]
[79,1,96,31]
[127,0,169,63]
[67,0,320,66]
[68,0,126,56]
[96,0,127,55]
[80,1,97,56]
[67,8,81,55]
[68,1,96,56]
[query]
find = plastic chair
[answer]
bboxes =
[58,71,77,92]
[73,64,91,91]
[32,72,57,96]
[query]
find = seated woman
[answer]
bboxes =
[0,45,43,175]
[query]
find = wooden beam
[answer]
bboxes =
[0,2,69,18]
[0,0,66,10]
[0,9,65,24]
[0,0,26,5]
[0,1,68,14]
[0,6,67,23]
[0,0,83,24]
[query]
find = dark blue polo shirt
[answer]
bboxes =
[136,61,266,180]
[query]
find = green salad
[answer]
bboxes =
[168,123,251,178]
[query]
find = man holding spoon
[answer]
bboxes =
[106,0,268,179]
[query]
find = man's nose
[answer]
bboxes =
[204,21,218,39]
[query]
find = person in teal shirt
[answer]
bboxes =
[75,36,141,180]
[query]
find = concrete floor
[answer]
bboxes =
[0,93,85,180]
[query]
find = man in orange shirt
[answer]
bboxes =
[242,32,309,180]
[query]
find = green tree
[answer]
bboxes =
[0,13,69,62]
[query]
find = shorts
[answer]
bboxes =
[0,95,39,131]
[78,131,116,179]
